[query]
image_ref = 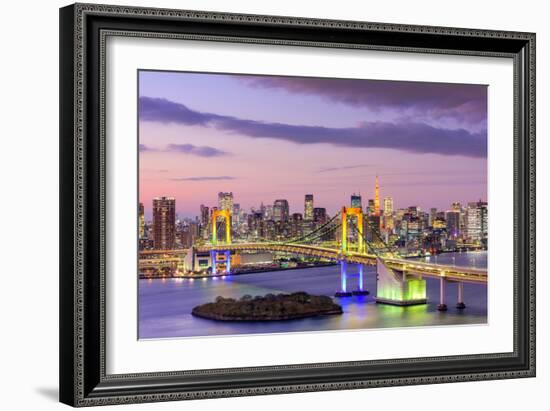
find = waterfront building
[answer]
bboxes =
[152,197,176,250]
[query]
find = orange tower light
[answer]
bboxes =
[211,209,231,245]
[341,206,364,253]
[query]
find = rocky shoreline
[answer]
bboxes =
[192,292,343,321]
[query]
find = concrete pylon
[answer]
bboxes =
[375,259,427,306]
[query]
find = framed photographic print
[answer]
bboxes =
[59,3,536,407]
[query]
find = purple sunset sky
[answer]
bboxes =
[139,70,487,219]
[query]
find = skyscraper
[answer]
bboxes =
[138,202,145,238]
[466,201,488,243]
[152,197,176,250]
[429,207,438,226]
[351,193,362,209]
[273,199,289,222]
[313,207,327,225]
[200,204,209,227]
[218,192,234,213]
[232,203,241,227]
[304,194,314,221]
[446,210,461,239]
[367,199,375,216]
[383,197,393,215]
[374,175,380,215]
[383,197,394,232]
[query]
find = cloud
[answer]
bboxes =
[139,144,156,152]
[240,77,488,126]
[319,164,374,173]
[171,176,236,181]
[166,143,229,157]
[140,97,487,158]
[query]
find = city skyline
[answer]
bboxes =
[139,71,487,218]
[139,190,485,223]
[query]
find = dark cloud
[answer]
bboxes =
[140,96,215,125]
[171,176,236,181]
[240,77,488,125]
[140,97,487,158]
[166,143,229,157]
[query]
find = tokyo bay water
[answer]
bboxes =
[139,251,487,339]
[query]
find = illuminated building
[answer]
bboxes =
[180,222,200,248]
[233,203,240,227]
[264,204,273,220]
[200,204,209,238]
[433,218,447,229]
[304,194,314,221]
[138,202,145,238]
[429,207,437,226]
[366,215,381,242]
[367,199,375,215]
[383,197,393,215]
[152,197,176,250]
[218,192,234,213]
[273,199,289,222]
[291,213,303,237]
[313,207,327,225]
[466,201,488,243]
[350,193,362,209]
[200,204,209,226]
[446,210,460,239]
[374,175,380,215]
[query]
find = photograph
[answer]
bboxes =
[137,71,489,339]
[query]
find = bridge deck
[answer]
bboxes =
[138,244,487,283]
[194,243,487,283]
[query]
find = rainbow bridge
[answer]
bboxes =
[199,206,488,310]
[193,206,487,310]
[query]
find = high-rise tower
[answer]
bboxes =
[374,175,380,215]
[152,197,176,250]
[304,194,314,221]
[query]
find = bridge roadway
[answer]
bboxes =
[195,242,487,284]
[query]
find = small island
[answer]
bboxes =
[192,292,343,321]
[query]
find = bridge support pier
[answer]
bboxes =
[456,282,466,309]
[437,278,448,311]
[210,250,231,275]
[375,260,427,306]
[335,260,368,297]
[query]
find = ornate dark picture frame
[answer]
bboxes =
[59,3,536,407]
